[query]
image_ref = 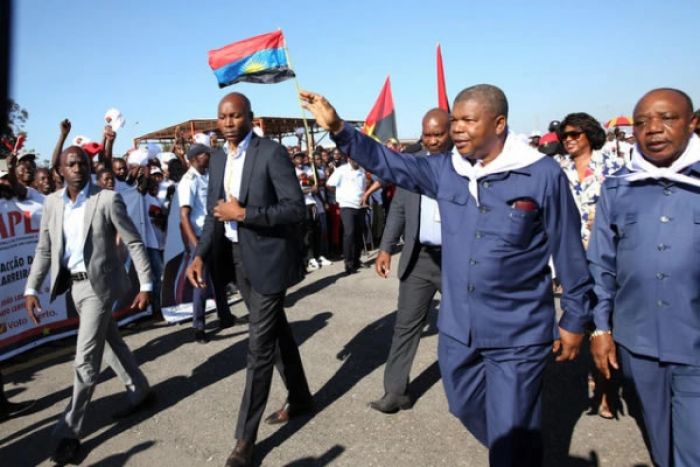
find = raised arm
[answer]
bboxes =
[51,119,71,169]
[101,125,115,167]
[300,91,440,198]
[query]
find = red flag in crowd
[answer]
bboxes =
[362,76,398,144]
[437,44,449,112]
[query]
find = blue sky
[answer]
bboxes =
[10,0,700,162]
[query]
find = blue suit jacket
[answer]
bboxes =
[333,124,593,348]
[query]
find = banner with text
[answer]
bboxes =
[0,196,151,362]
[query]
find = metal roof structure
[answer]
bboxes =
[133,116,364,148]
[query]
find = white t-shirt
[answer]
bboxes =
[326,164,367,209]
[296,166,316,206]
[177,167,209,238]
[144,193,165,250]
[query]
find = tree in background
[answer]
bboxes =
[1,99,29,159]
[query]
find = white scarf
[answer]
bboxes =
[617,134,700,188]
[451,131,545,205]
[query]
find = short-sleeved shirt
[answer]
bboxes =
[178,167,209,237]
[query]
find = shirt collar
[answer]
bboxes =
[62,181,91,206]
[224,130,254,158]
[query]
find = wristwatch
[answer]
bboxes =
[590,329,612,339]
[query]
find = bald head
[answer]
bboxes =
[633,87,698,167]
[422,108,449,127]
[421,108,452,154]
[218,92,252,115]
[634,88,694,117]
[217,92,254,146]
[454,84,508,119]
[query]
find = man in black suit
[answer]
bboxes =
[371,108,451,413]
[188,92,312,467]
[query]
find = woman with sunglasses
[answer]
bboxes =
[556,112,624,420]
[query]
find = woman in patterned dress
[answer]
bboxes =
[557,112,625,419]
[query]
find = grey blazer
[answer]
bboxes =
[379,186,422,281]
[26,184,152,305]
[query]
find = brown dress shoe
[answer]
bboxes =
[225,440,253,467]
[264,399,314,425]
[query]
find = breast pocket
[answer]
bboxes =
[436,192,469,234]
[503,208,538,247]
[615,212,638,251]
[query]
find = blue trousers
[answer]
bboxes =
[618,344,700,467]
[438,333,549,467]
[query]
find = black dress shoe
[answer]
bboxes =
[225,440,253,467]
[264,399,314,425]
[369,393,412,414]
[51,438,81,465]
[217,316,236,329]
[112,391,157,419]
[0,399,36,421]
[194,329,209,343]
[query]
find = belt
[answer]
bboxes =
[70,272,89,282]
[421,244,442,253]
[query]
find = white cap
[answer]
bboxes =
[127,147,150,167]
[104,108,126,131]
[0,169,9,178]
[150,166,163,175]
[73,135,91,146]
[157,152,177,164]
[193,133,211,146]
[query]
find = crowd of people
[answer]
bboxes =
[1,86,699,467]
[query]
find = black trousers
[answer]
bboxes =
[303,204,321,262]
[340,207,365,269]
[232,244,312,443]
[384,246,442,396]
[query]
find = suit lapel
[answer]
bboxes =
[238,136,259,204]
[81,184,100,246]
[210,148,227,200]
[54,192,65,259]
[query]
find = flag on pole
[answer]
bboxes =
[437,44,450,111]
[362,76,398,144]
[208,30,295,88]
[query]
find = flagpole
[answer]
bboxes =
[281,33,318,185]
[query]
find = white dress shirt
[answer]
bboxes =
[25,183,152,297]
[222,131,253,242]
[62,184,90,273]
[418,195,442,246]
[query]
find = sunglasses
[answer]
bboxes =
[561,130,585,141]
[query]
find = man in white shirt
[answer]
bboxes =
[326,156,368,274]
[179,144,236,343]
[24,146,154,464]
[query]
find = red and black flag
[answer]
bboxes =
[362,76,398,143]
[437,44,450,111]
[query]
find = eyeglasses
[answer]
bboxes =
[560,130,585,141]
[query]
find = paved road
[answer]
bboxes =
[1,250,652,466]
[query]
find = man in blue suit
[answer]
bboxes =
[588,88,700,467]
[301,85,593,466]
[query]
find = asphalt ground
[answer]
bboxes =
[0,250,652,466]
